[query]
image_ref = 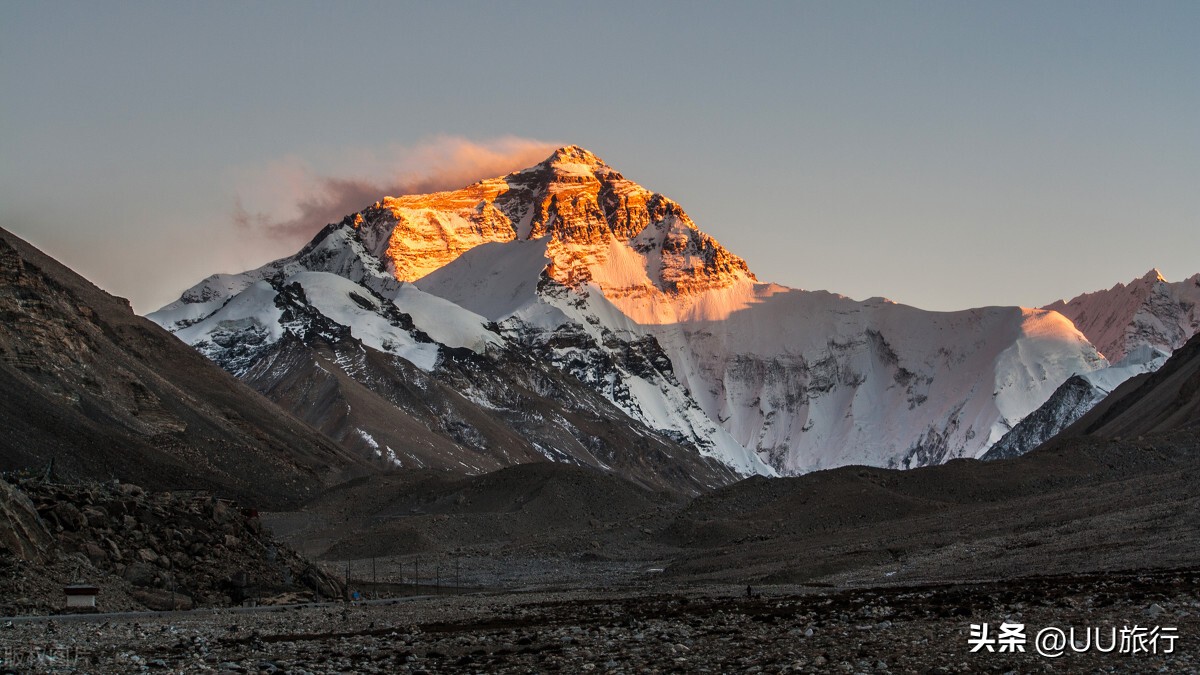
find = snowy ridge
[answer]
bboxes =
[1044,269,1200,362]
[285,271,441,371]
[984,270,1200,461]
[151,227,503,371]
[983,346,1168,461]
[513,279,771,476]
[151,145,1194,482]
[162,269,500,374]
[555,281,1102,472]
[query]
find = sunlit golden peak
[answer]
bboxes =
[542,145,607,168]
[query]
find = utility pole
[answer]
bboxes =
[372,557,377,600]
[345,559,350,602]
[456,557,460,591]
[415,558,419,595]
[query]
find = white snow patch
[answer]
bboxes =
[175,281,285,346]
[390,283,501,353]
[415,239,551,321]
[287,271,440,371]
[354,428,379,448]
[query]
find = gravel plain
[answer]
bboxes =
[3,568,1196,674]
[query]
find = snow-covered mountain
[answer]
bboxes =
[152,146,1124,482]
[984,272,1200,459]
[150,254,740,494]
[982,346,1165,460]
[1043,269,1200,363]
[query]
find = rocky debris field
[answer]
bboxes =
[1,568,1195,673]
[0,476,343,616]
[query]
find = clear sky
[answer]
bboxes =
[3,1,1197,313]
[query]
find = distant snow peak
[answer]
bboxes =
[1044,270,1200,363]
[986,269,1200,460]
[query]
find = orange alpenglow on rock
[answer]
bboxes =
[344,146,756,299]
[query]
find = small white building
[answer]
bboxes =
[63,584,99,610]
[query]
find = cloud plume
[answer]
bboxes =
[231,136,560,247]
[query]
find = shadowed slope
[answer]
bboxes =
[0,227,366,508]
[1051,331,1200,439]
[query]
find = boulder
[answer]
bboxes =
[53,502,87,531]
[81,541,108,564]
[81,506,109,528]
[122,561,158,587]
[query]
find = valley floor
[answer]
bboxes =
[3,568,1197,673]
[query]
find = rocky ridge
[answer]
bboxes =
[982,375,1106,461]
[1051,330,1200,441]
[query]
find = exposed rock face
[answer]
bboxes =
[164,269,739,493]
[350,145,755,297]
[0,478,53,561]
[1053,331,1200,440]
[982,376,1106,460]
[989,329,1200,462]
[984,271,1200,461]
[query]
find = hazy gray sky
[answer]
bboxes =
[3,1,1197,313]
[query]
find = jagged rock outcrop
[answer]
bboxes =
[1053,331,1200,440]
[0,477,53,562]
[346,145,755,298]
[156,266,740,493]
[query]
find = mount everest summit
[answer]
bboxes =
[149,146,1198,484]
